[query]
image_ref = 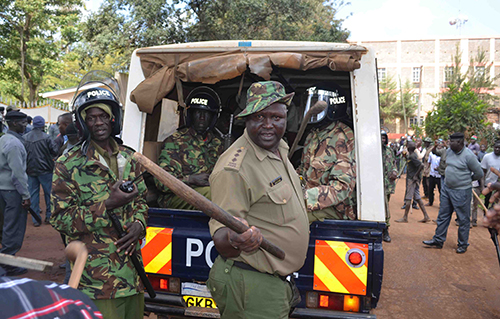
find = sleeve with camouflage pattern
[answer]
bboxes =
[50,158,148,237]
[305,124,356,216]
[155,136,190,193]
[51,162,112,236]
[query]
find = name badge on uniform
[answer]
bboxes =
[270,176,283,187]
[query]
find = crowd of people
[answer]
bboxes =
[3,78,500,318]
[0,105,77,276]
[382,132,500,254]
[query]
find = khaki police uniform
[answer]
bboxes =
[207,129,309,318]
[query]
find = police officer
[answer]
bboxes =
[208,81,309,319]
[51,78,148,318]
[156,86,223,209]
[297,82,356,221]
[382,130,397,242]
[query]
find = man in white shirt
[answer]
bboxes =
[426,140,443,207]
[480,140,500,208]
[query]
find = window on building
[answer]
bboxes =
[444,67,454,82]
[378,68,386,81]
[475,66,485,79]
[412,94,419,104]
[412,67,421,83]
[409,116,425,126]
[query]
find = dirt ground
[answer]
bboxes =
[9,177,500,319]
[372,176,500,319]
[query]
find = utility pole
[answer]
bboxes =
[417,65,423,126]
[399,76,407,134]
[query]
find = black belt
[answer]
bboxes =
[220,256,288,281]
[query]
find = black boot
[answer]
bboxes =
[383,228,391,243]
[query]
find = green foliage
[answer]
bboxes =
[0,0,84,104]
[425,45,499,142]
[81,0,350,65]
[465,48,500,104]
[410,124,424,138]
[425,83,489,138]
[40,50,126,93]
[186,0,350,42]
[378,75,417,124]
[82,0,188,67]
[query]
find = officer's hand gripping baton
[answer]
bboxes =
[108,210,157,298]
[133,152,286,260]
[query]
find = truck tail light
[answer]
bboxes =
[348,252,363,266]
[306,292,360,312]
[147,275,181,294]
[344,295,360,312]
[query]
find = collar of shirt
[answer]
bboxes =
[454,145,465,155]
[7,130,24,142]
[243,129,289,162]
[90,138,120,176]
[91,138,119,157]
[310,121,338,141]
[187,126,214,143]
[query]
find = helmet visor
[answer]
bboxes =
[304,87,339,125]
[71,71,122,110]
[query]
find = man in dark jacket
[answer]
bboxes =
[24,116,58,225]
[0,110,31,276]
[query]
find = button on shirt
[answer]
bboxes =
[209,129,309,276]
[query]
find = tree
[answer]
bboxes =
[378,75,417,130]
[425,83,489,138]
[0,0,83,105]
[466,47,499,104]
[424,45,499,142]
[81,0,188,68]
[185,0,350,42]
[82,0,351,68]
[40,50,127,93]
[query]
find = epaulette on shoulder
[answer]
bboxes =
[224,146,247,171]
[57,144,81,163]
[120,144,137,154]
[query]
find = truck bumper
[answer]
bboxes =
[145,293,375,319]
[291,308,376,319]
[145,293,220,318]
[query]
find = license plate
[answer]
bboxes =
[183,295,217,308]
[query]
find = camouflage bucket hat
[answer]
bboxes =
[236,81,295,118]
[423,137,433,143]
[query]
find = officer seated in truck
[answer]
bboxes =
[297,82,357,222]
[155,87,224,210]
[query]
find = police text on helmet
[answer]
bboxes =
[87,90,111,98]
[190,98,208,106]
[329,96,346,105]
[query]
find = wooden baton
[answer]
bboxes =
[472,189,488,213]
[133,152,286,260]
[65,241,88,289]
[288,100,328,159]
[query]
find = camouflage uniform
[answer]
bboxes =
[383,144,397,227]
[51,140,148,300]
[298,121,356,221]
[156,127,223,208]
[383,145,397,196]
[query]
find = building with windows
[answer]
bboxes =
[352,36,500,134]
